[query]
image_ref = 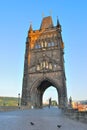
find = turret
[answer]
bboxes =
[29,24,33,33]
[57,17,61,30]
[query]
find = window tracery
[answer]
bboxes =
[36,60,53,71]
[35,43,41,49]
[34,40,58,50]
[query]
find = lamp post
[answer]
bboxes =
[18,93,20,109]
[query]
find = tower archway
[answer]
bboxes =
[29,77,67,108]
[43,86,58,106]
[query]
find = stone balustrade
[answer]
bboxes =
[64,108,87,123]
[0,106,19,112]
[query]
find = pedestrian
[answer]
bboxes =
[48,98,51,108]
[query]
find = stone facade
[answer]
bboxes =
[21,16,67,108]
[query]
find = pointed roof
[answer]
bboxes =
[57,17,61,29]
[40,16,54,29]
[29,24,33,32]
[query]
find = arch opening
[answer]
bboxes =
[36,79,59,108]
[29,78,67,109]
[43,86,58,107]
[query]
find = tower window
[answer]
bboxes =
[51,42,54,46]
[35,43,41,49]
[44,41,47,47]
[48,42,51,47]
[41,42,44,48]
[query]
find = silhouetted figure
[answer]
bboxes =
[48,98,51,108]
[57,125,62,128]
[69,96,72,108]
[30,122,34,125]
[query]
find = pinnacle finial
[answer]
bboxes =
[29,22,33,32]
[57,16,61,29]
[57,16,59,25]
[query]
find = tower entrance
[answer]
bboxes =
[29,77,67,108]
[21,16,67,108]
[43,85,58,106]
[30,78,60,108]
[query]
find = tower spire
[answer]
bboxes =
[29,23,33,32]
[57,16,61,29]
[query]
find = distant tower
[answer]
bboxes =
[21,16,67,108]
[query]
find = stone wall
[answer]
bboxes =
[0,106,19,112]
[64,108,87,123]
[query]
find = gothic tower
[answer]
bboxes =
[21,16,67,108]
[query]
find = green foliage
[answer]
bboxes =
[51,100,57,106]
[0,97,19,106]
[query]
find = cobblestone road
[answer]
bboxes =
[0,107,87,130]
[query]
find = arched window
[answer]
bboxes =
[35,43,41,49]
[38,44,41,48]
[44,41,47,47]
[41,42,44,48]
[48,42,51,47]
[51,42,54,46]
[35,44,38,49]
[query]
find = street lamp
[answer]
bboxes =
[18,93,20,109]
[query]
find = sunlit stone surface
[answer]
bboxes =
[0,107,87,130]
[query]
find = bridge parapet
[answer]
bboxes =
[0,106,19,112]
[64,108,87,123]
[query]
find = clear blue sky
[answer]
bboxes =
[0,0,87,102]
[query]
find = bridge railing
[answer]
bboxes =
[64,108,87,123]
[0,106,19,112]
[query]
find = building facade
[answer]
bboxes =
[21,16,67,108]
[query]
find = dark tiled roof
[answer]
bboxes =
[40,16,54,29]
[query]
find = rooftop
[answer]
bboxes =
[40,16,54,29]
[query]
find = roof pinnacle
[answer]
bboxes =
[29,22,33,32]
[57,16,61,29]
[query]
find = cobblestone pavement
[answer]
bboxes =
[0,107,87,130]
